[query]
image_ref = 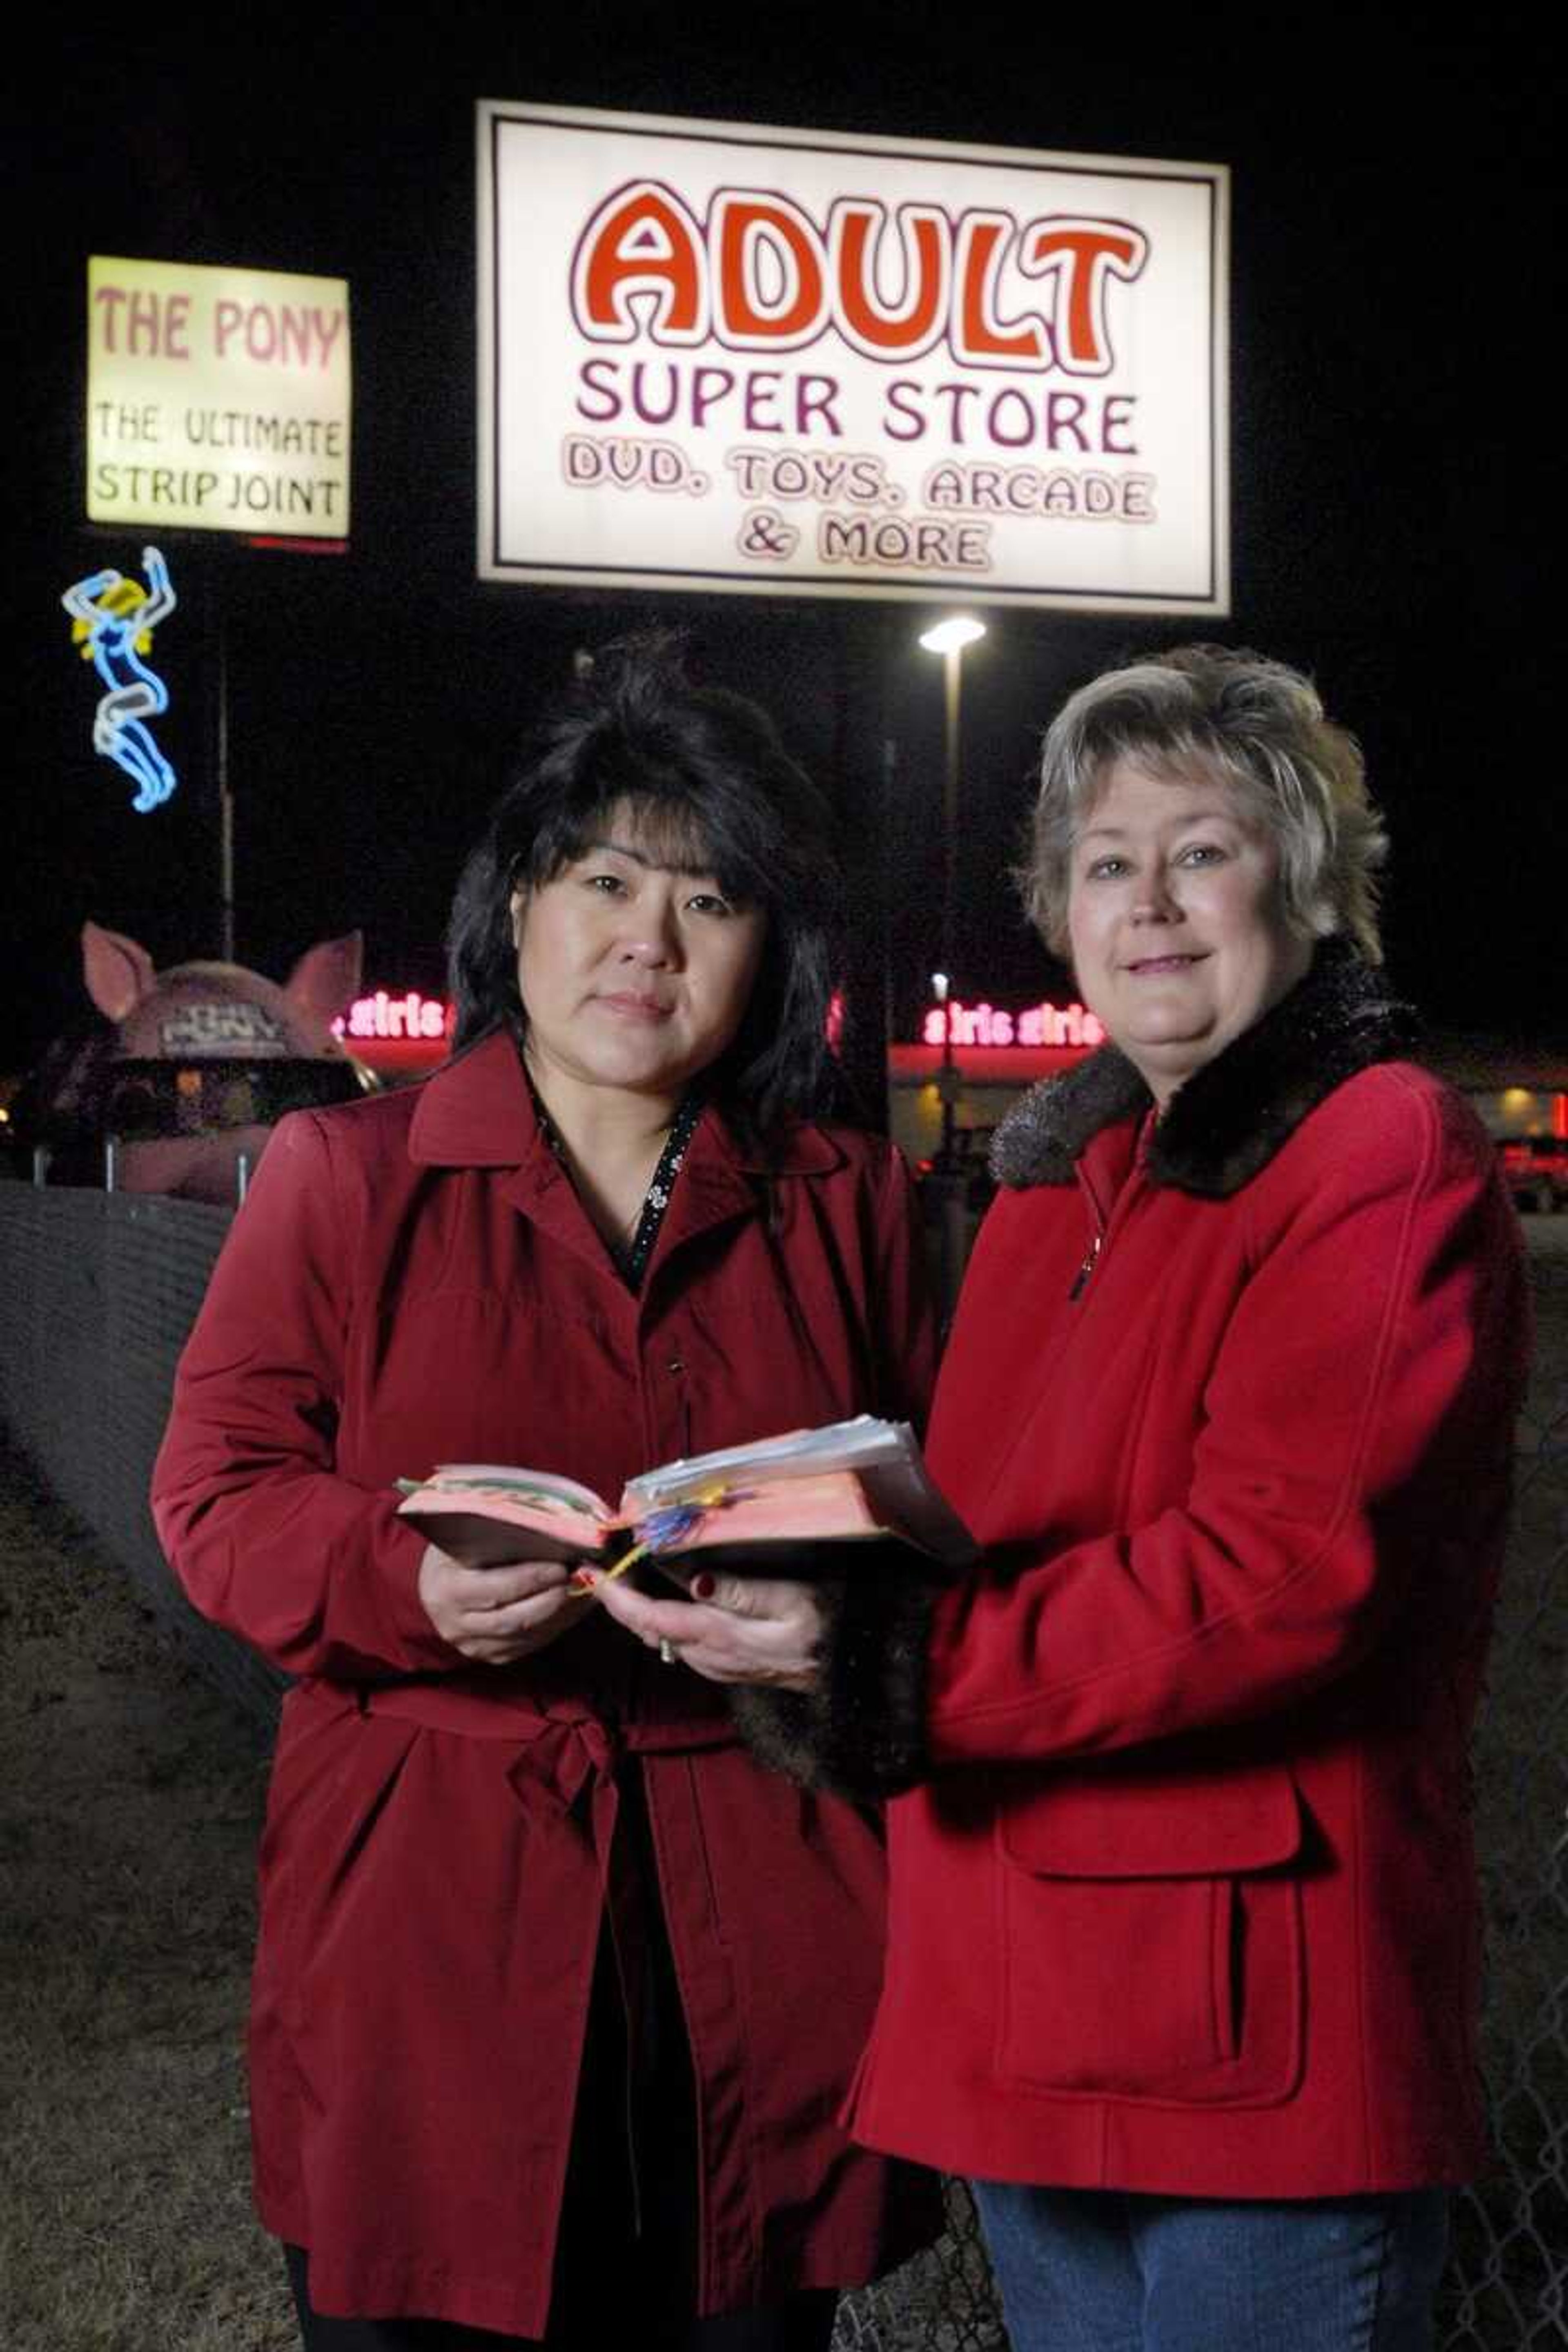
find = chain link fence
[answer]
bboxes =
[1438,1246,1568,2349]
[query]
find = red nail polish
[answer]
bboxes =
[690,1572,716,1601]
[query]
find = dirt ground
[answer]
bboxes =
[0,1442,293,2352]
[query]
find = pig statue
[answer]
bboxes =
[74,922,370,1201]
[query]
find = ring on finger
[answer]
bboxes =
[658,1637,675,1666]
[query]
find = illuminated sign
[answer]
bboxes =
[62,546,178,811]
[922,998,1106,1048]
[332,991,454,1044]
[87,257,351,538]
[160,1003,286,1054]
[479,103,1227,610]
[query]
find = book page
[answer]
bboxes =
[625,1416,920,1509]
[416,1465,611,1522]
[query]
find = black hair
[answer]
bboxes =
[447,635,846,1134]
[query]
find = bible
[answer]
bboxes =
[397,1415,974,1576]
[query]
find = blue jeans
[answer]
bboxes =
[971,2181,1450,2352]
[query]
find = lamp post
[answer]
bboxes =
[929,963,954,1161]
[918,613,986,1316]
[918,614,987,1006]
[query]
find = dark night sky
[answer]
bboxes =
[11,10,1560,1076]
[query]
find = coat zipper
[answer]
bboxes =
[1069,1230,1102,1301]
[1069,1160,1111,1301]
[1070,1122,1153,1300]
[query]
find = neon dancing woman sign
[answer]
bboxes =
[62,545,178,811]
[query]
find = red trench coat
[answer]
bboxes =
[844,988,1530,2198]
[151,1032,939,2336]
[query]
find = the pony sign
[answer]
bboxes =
[87,256,351,538]
[479,105,1227,611]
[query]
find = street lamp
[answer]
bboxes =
[919,614,986,1318]
[918,615,987,996]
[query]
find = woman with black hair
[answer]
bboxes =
[152,642,940,2349]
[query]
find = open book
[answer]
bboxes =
[397,1416,975,1575]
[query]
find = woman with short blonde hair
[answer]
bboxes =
[759,643,1530,2352]
[1023,642,1388,965]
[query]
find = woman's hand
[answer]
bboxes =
[590,1563,824,1689]
[417,1544,596,1665]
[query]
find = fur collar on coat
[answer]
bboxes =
[989,940,1420,1200]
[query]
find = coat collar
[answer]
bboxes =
[990,942,1420,1200]
[406,1029,844,1179]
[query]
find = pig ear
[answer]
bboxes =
[82,921,156,1021]
[284,931,363,1024]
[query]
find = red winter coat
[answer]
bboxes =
[151,1032,940,2337]
[840,953,1529,2198]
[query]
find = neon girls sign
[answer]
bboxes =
[62,546,177,811]
[332,991,453,1045]
[922,997,1105,1048]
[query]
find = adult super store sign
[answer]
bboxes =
[479,105,1228,611]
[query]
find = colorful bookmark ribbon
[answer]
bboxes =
[580,1482,731,1586]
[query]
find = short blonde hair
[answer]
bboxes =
[1022,644,1388,964]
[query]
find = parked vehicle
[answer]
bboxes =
[1498,1133,1568,1214]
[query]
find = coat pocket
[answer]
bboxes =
[993,1763,1305,2107]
